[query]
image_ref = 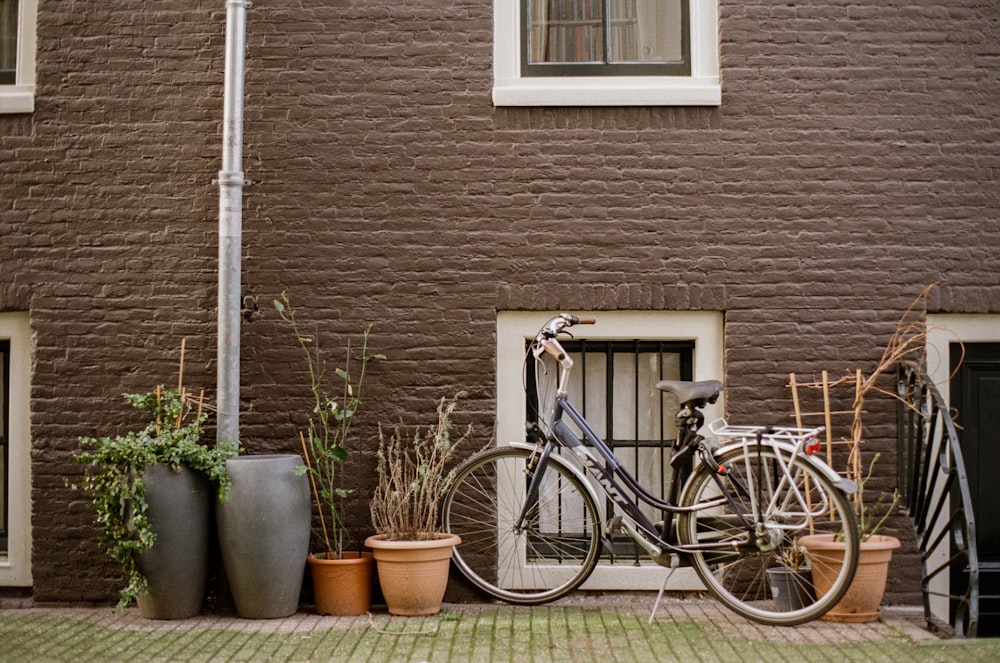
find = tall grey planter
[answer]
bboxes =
[216,454,311,619]
[135,463,211,620]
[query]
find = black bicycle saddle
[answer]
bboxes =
[655,379,723,406]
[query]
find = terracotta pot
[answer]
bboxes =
[799,533,901,623]
[363,533,461,616]
[307,551,375,616]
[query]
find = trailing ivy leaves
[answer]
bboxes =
[73,388,238,610]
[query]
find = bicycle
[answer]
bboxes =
[442,313,861,626]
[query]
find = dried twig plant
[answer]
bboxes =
[370,393,472,541]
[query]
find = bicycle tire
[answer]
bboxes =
[442,446,603,605]
[677,444,859,626]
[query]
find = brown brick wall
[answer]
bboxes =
[2,1,999,605]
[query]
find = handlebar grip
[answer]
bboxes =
[577,317,597,325]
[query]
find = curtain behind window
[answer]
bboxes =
[0,0,17,84]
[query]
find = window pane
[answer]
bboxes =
[0,0,16,85]
[609,0,684,64]
[528,0,605,64]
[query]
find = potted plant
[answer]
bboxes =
[275,292,384,616]
[365,393,472,616]
[75,384,237,619]
[799,289,932,622]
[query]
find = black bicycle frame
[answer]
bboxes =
[522,393,723,555]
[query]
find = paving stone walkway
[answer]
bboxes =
[1,595,997,662]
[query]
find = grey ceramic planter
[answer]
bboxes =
[135,463,211,620]
[216,454,311,619]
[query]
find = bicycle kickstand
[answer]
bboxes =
[648,554,681,624]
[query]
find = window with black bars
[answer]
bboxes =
[527,338,694,563]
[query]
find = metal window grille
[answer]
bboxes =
[527,339,694,564]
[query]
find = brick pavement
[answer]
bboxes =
[1,595,994,663]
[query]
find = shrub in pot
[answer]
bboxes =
[365,393,472,616]
[797,292,932,622]
[275,292,384,616]
[74,386,237,618]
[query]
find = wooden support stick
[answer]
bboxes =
[175,339,187,430]
[300,431,330,556]
[789,373,803,429]
[822,370,833,466]
[789,373,815,534]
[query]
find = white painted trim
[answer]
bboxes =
[926,314,1000,402]
[497,310,724,590]
[0,312,32,587]
[0,0,38,115]
[924,314,1000,632]
[493,0,721,107]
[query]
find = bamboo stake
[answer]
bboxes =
[822,370,833,466]
[300,430,330,556]
[789,373,803,429]
[155,385,163,435]
[196,389,205,433]
[789,374,815,534]
[176,339,187,430]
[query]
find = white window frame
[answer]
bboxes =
[0,0,38,115]
[493,0,720,107]
[497,310,724,590]
[0,312,31,587]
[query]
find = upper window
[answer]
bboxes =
[494,0,719,106]
[0,0,37,114]
[523,0,690,77]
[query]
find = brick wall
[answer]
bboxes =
[2,1,999,605]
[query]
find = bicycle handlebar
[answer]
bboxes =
[537,313,596,340]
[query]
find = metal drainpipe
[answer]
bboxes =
[217,0,248,447]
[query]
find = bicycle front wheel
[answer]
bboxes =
[677,444,859,626]
[442,446,602,605]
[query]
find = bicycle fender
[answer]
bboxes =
[712,439,858,495]
[505,441,608,519]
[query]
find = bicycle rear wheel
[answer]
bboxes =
[677,444,859,626]
[442,446,602,605]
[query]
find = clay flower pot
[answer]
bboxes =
[307,551,375,616]
[364,533,460,616]
[799,533,901,623]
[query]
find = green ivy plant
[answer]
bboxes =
[74,388,238,609]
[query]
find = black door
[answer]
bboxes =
[951,342,1000,635]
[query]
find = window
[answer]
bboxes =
[0,312,30,587]
[0,0,37,114]
[498,310,724,589]
[523,0,690,77]
[494,0,720,106]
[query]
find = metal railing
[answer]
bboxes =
[896,361,979,637]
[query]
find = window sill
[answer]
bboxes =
[492,77,721,107]
[0,88,35,114]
